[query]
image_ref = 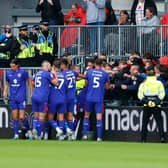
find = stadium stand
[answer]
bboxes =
[0,0,168,143]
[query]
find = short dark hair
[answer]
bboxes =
[10,59,19,65]
[143,53,154,60]
[146,65,155,76]
[132,58,143,66]
[146,7,155,15]
[87,59,95,64]
[131,51,140,57]
[120,10,129,20]
[155,64,167,73]
[53,60,61,69]
[95,59,102,66]
[61,58,69,67]
[62,52,71,58]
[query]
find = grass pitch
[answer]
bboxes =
[0,140,168,168]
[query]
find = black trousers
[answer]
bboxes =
[141,107,165,142]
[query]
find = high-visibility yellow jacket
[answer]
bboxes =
[138,76,165,101]
[76,79,85,95]
[17,38,35,59]
[0,43,10,59]
[36,31,53,55]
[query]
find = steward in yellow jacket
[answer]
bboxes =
[138,65,166,143]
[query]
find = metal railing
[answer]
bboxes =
[1,25,168,104]
[49,25,168,59]
[0,25,168,60]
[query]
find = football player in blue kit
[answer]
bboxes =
[82,59,110,141]
[60,59,79,139]
[31,61,62,139]
[3,59,33,140]
[48,60,72,139]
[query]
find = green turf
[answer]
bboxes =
[0,140,168,168]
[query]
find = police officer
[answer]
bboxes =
[138,65,166,143]
[0,25,20,61]
[36,21,58,62]
[17,25,35,59]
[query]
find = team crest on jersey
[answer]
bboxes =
[13,79,17,84]
[17,73,21,78]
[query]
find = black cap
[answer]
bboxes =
[32,25,40,30]
[19,25,28,31]
[40,21,49,26]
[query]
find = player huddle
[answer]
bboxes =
[3,56,110,141]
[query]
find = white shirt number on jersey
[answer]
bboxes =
[35,76,42,88]
[67,77,74,88]
[93,77,100,88]
[56,79,64,89]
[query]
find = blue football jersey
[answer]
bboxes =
[86,69,109,102]
[6,68,28,101]
[49,71,66,103]
[62,70,78,100]
[32,70,54,102]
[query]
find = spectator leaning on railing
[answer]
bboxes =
[141,7,160,55]
[60,3,86,54]
[131,0,158,54]
[83,0,106,55]
[64,3,86,25]
[141,7,160,34]
[131,0,157,25]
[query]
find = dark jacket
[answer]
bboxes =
[36,0,63,24]
[0,35,20,60]
[131,0,157,25]
[105,0,117,25]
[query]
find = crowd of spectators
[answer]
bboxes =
[89,52,168,106]
[0,0,168,67]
